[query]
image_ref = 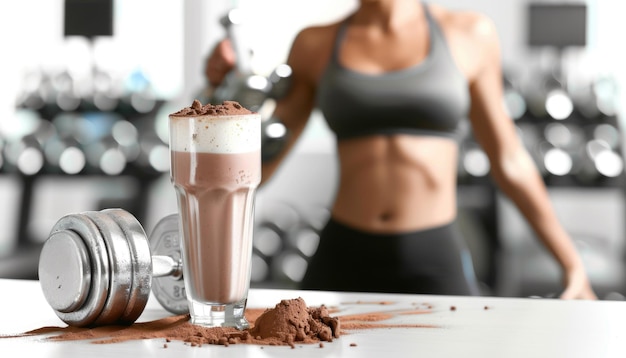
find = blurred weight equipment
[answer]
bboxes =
[208,7,291,161]
[525,73,574,120]
[211,8,271,112]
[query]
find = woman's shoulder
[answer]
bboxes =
[284,19,344,81]
[288,20,342,63]
[428,4,502,81]
[429,4,499,45]
[293,20,342,50]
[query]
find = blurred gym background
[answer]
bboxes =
[1,0,626,299]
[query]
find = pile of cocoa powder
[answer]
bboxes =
[5,298,437,348]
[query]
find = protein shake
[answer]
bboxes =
[169,100,261,329]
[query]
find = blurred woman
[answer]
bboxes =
[206,0,596,299]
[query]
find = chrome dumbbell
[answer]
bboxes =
[38,209,187,327]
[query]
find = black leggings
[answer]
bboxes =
[299,218,480,296]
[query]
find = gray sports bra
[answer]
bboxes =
[316,3,470,140]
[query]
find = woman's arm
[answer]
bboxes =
[465,14,596,300]
[259,27,324,184]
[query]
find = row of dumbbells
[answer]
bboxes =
[251,201,329,286]
[0,110,168,177]
[457,120,624,186]
[503,71,620,123]
[519,121,624,184]
[17,64,159,123]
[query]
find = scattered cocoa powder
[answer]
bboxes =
[5,298,339,348]
[170,100,254,117]
[342,300,396,305]
[337,307,437,331]
[339,312,395,322]
[4,297,443,348]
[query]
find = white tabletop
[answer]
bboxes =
[0,278,625,357]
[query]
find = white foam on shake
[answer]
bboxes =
[169,113,261,154]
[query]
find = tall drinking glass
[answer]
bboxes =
[169,100,261,329]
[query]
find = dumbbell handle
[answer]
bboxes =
[152,255,183,278]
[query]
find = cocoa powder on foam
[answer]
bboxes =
[5,298,438,348]
[170,100,254,117]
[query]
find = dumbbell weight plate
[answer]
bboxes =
[38,229,91,314]
[100,209,153,324]
[40,213,111,327]
[149,214,189,315]
[82,211,134,326]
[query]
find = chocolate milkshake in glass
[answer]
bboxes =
[169,100,261,329]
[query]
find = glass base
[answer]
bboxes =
[188,297,249,330]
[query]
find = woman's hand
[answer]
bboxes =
[560,266,598,300]
[204,38,237,87]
